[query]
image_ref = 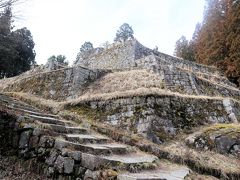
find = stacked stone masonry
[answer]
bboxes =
[2,66,108,101]
[0,94,191,179]
[1,39,239,102]
[85,95,240,144]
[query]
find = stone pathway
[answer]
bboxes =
[0,93,190,179]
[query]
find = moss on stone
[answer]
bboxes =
[202,123,240,139]
[68,104,106,122]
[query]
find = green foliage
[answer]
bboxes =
[47,55,68,65]
[75,41,94,64]
[114,23,134,42]
[79,41,93,53]
[0,6,36,78]
[174,36,196,61]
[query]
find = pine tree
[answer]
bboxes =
[114,23,134,42]
[80,41,93,53]
[195,0,228,65]
[223,0,240,85]
[0,6,35,78]
[176,0,240,86]
[174,36,195,61]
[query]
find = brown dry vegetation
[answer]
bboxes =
[5,89,240,111]
[82,69,164,94]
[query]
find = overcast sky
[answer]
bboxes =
[14,0,205,65]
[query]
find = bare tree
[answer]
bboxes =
[0,0,18,9]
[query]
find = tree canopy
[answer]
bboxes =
[174,36,195,61]
[0,5,35,78]
[174,0,240,86]
[47,55,68,66]
[0,0,18,9]
[114,23,134,42]
[80,41,93,53]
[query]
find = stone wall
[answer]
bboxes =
[2,66,107,101]
[75,39,221,77]
[135,55,240,99]
[186,124,240,158]
[79,95,240,144]
[75,40,136,69]
[74,39,239,98]
[153,52,221,76]
[75,39,153,70]
[0,109,108,179]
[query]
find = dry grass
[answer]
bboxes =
[90,121,240,177]
[161,142,240,174]
[65,87,240,107]
[4,92,62,113]
[204,123,240,132]
[82,69,164,95]
[200,123,240,139]
[197,75,240,92]
[0,65,95,91]
[5,88,240,112]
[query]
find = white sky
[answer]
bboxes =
[13,0,205,65]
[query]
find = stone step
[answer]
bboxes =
[54,139,133,156]
[65,134,110,144]
[85,143,130,155]
[9,102,41,112]
[81,152,158,171]
[7,106,58,118]
[49,124,89,134]
[54,139,112,156]
[0,96,41,113]
[118,166,190,180]
[102,152,157,164]
[27,114,75,126]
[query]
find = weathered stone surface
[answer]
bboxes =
[1,33,240,180]
[187,124,240,158]
[54,155,65,173]
[54,139,67,150]
[45,149,58,166]
[81,153,104,170]
[63,157,74,174]
[19,131,31,149]
[83,169,100,180]
[118,167,190,180]
[68,151,82,161]
[53,154,75,174]
[78,95,238,144]
[215,136,236,154]
[29,136,39,149]
[39,136,55,148]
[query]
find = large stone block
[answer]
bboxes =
[19,130,31,149]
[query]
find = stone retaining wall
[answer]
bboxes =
[81,95,240,144]
[0,109,112,179]
[75,40,139,69]
[2,66,107,101]
[75,39,221,77]
[136,55,240,98]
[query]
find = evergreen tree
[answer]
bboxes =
[174,36,195,61]
[223,0,240,85]
[176,0,240,86]
[80,41,93,53]
[48,55,68,66]
[114,23,134,42]
[197,0,228,64]
[0,6,35,78]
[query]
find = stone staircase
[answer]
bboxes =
[0,93,190,179]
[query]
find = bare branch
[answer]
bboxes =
[0,0,19,9]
